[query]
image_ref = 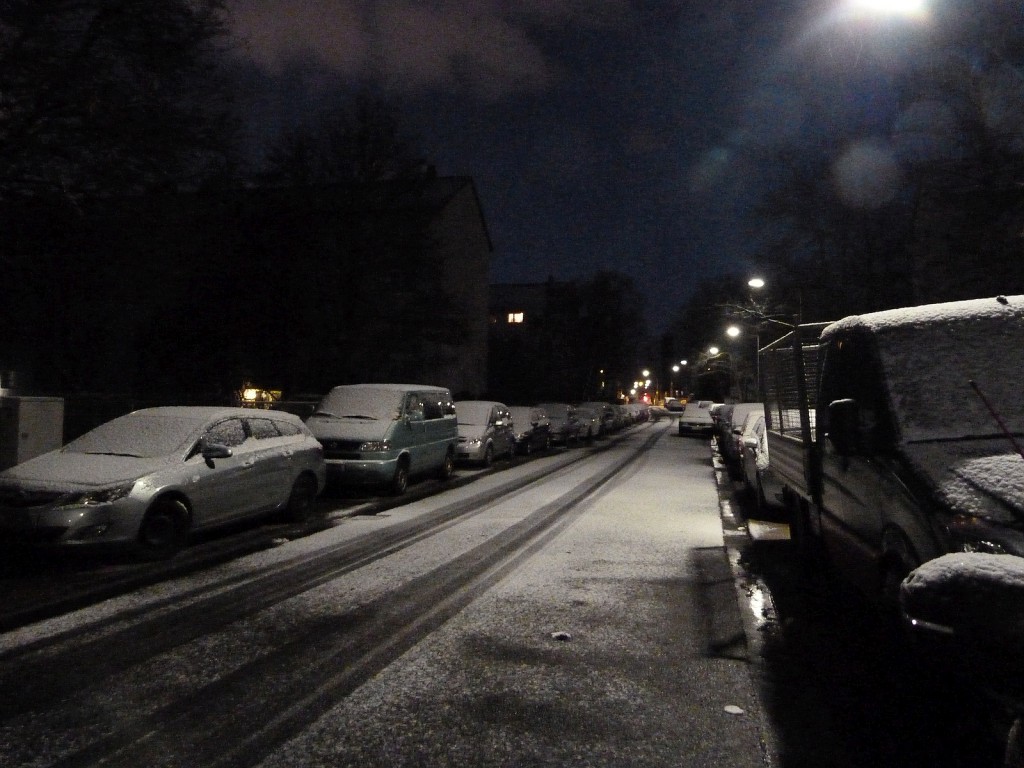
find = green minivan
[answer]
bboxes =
[306,383,458,494]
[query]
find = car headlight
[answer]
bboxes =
[468,439,483,447]
[60,482,136,508]
[359,440,390,453]
[947,513,1024,556]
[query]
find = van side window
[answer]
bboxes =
[423,397,443,420]
[441,394,456,416]
[405,395,425,421]
[821,335,893,453]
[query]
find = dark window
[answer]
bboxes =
[423,397,443,420]
[405,395,424,421]
[820,334,893,452]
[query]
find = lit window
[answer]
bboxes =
[507,312,525,324]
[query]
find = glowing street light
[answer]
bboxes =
[748,277,765,289]
[708,346,720,356]
[726,325,741,338]
[848,0,926,17]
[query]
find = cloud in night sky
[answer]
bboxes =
[225,1,940,332]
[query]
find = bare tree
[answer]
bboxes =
[259,93,424,186]
[0,0,239,206]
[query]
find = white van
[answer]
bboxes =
[306,384,458,494]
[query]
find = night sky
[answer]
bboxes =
[225,1,937,332]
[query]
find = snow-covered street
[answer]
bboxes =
[0,420,1010,767]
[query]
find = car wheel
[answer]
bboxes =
[136,498,188,560]
[284,474,318,523]
[482,444,494,467]
[437,449,455,481]
[390,458,410,495]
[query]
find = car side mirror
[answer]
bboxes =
[200,440,232,467]
[828,398,861,457]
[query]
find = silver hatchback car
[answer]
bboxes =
[454,400,515,466]
[0,406,325,558]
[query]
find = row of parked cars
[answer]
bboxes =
[675,399,772,513]
[0,383,645,560]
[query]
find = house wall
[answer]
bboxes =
[429,182,491,397]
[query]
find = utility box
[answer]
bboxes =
[0,396,65,471]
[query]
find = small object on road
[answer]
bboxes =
[723,705,745,715]
[550,631,572,642]
[271,538,290,547]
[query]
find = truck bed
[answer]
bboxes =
[759,324,828,507]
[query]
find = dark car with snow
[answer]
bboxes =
[536,403,582,445]
[508,406,551,455]
[0,406,325,558]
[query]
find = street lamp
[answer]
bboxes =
[847,0,926,17]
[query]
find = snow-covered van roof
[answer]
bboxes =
[821,294,1024,339]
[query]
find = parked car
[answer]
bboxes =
[677,400,717,436]
[508,406,551,455]
[0,406,325,559]
[578,401,617,436]
[574,406,601,441]
[307,384,457,495]
[455,401,516,465]
[612,403,632,429]
[664,398,684,413]
[627,402,650,423]
[536,403,582,445]
[739,411,773,513]
[716,402,763,478]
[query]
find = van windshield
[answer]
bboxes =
[313,388,403,420]
[878,315,1024,443]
